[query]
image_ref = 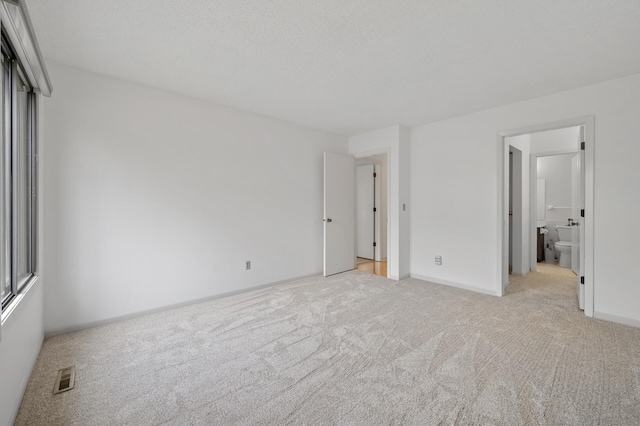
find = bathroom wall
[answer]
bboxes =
[537,153,575,251]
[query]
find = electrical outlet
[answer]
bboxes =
[246,261,251,270]
[435,256,442,265]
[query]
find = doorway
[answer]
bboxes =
[355,154,388,277]
[531,136,585,308]
[323,152,389,278]
[499,117,594,317]
[356,164,376,260]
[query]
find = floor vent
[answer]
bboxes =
[53,366,76,394]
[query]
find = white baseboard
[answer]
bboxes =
[44,272,322,338]
[409,273,498,296]
[594,311,640,329]
[388,273,411,281]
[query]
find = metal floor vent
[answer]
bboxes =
[53,366,76,394]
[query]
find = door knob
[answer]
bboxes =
[324,218,333,223]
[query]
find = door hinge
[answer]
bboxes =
[373,242,377,247]
[580,276,585,284]
[580,208,584,217]
[581,141,585,150]
[373,172,377,178]
[373,207,377,212]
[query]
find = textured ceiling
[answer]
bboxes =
[26,0,640,135]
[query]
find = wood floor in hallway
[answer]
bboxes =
[356,258,387,277]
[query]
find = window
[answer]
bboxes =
[0,33,37,309]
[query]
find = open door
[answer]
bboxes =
[572,126,586,309]
[324,152,355,276]
[356,164,375,260]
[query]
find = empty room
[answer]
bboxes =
[2,0,640,425]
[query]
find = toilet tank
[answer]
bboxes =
[556,225,572,241]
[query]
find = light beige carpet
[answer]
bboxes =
[15,270,640,425]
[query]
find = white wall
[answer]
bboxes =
[530,126,580,154]
[0,98,46,426]
[0,282,43,426]
[349,125,410,279]
[410,72,640,325]
[399,127,411,276]
[42,61,347,335]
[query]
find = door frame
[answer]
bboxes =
[372,163,382,261]
[497,116,595,317]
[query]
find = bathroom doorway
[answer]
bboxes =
[530,129,585,309]
[499,117,594,316]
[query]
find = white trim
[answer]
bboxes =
[373,163,381,261]
[351,147,390,159]
[497,133,508,294]
[388,273,410,281]
[0,274,38,327]
[497,116,595,316]
[410,273,498,296]
[0,0,52,96]
[594,311,640,329]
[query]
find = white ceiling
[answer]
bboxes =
[26,0,640,136]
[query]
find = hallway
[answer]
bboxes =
[356,257,387,278]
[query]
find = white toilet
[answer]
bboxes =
[554,225,573,267]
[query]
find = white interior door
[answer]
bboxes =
[356,164,375,259]
[508,153,513,272]
[573,126,586,309]
[324,152,355,276]
[571,154,580,274]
